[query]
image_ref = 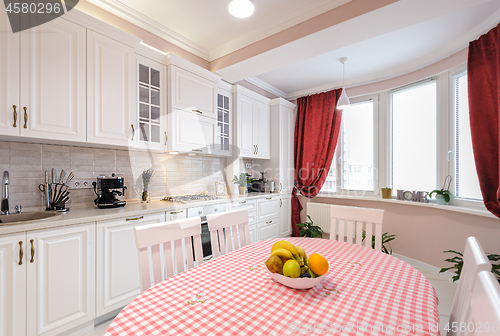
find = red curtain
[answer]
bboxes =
[291,90,342,236]
[468,23,500,218]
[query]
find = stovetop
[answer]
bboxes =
[161,191,221,204]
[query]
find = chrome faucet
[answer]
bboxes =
[1,171,9,215]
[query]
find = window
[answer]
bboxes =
[391,80,437,193]
[454,72,482,200]
[321,99,375,193]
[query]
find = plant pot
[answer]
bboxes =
[239,186,247,195]
[381,188,392,199]
[435,194,448,205]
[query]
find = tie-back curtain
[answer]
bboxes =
[468,23,500,218]
[291,89,342,236]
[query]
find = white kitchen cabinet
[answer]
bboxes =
[228,199,257,213]
[27,223,95,336]
[257,196,279,221]
[135,55,167,150]
[167,209,186,221]
[212,83,233,157]
[87,30,137,147]
[96,212,165,316]
[167,109,216,154]
[19,18,87,142]
[233,85,271,159]
[0,9,20,137]
[279,196,292,237]
[257,217,279,241]
[249,224,256,243]
[0,233,26,336]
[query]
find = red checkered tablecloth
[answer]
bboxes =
[105,238,440,335]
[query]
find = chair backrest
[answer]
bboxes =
[134,217,203,292]
[454,270,500,336]
[447,237,492,336]
[329,204,384,251]
[206,209,250,258]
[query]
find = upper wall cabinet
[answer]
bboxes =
[212,82,233,157]
[233,85,271,159]
[87,30,137,147]
[0,10,86,142]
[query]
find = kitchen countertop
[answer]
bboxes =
[0,192,281,235]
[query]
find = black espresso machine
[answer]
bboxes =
[92,174,127,208]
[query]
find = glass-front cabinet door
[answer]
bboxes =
[136,56,166,150]
[214,87,232,156]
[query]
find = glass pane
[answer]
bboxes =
[151,106,160,122]
[151,125,160,143]
[139,122,149,142]
[218,122,223,136]
[139,87,149,103]
[224,111,229,123]
[392,81,437,193]
[151,90,160,106]
[224,124,229,136]
[341,101,374,191]
[218,108,223,122]
[151,69,160,87]
[139,64,149,84]
[223,138,229,151]
[455,74,482,199]
[224,96,229,110]
[140,103,149,120]
[218,94,223,108]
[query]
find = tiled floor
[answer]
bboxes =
[84,257,457,336]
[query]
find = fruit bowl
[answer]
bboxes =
[267,269,326,289]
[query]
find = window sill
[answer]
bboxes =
[313,193,498,220]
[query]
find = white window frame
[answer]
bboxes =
[320,94,379,197]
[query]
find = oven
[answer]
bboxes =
[187,203,226,258]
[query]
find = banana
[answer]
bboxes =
[295,245,305,266]
[270,248,294,260]
[271,240,300,259]
[308,269,317,278]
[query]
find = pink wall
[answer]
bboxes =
[302,196,500,270]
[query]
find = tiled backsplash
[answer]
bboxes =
[0,141,228,211]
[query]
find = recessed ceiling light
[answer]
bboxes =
[229,0,254,18]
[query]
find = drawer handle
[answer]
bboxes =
[13,105,17,128]
[170,210,183,214]
[193,109,202,114]
[266,197,272,200]
[266,220,273,224]
[30,239,35,263]
[19,241,23,265]
[23,107,28,129]
[126,216,144,221]
[192,149,202,152]
[239,201,246,204]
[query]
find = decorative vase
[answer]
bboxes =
[141,189,150,203]
[435,194,448,205]
[239,186,246,195]
[381,188,392,199]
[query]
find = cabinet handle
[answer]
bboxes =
[164,132,168,145]
[266,197,272,200]
[131,124,135,140]
[280,199,282,207]
[19,241,23,265]
[13,105,17,128]
[256,145,259,154]
[266,220,273,224]
[192,109,202,114]
[30,239,35,263]
[23,107,28,129]
[170,210,183,214]
[239,201,246,204]
[126,215,144,221]
[280,183,282,193]
[253,145,257,155]
[192,149,202,152]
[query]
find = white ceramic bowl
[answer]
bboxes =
[267,269,326,289]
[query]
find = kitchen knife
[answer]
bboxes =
[44,171,50,209]
[53,170,66,204]
[50,169,56,206]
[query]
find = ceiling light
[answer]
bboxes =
[229,0,254,18]
[337,57,350,109]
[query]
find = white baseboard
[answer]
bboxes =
[392,253,456,282]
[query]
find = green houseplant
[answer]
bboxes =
[429,175,453,205]
[297,215,325,238]
[232,173,248,195]
[439,250,500,283]
[362,231,397,255]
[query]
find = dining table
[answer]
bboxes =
[104,237,440,335]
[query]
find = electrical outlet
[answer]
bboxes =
[69,180,94,189]
[245,163,252,169]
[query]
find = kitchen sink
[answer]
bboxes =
[0,211,62,225]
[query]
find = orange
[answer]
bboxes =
[308,253,329,276]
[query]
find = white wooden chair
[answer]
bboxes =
[134,217,204,292]
[447,237,492,336]
[329,204,384,251]
[206,209,250,258]
[464,270,500,336]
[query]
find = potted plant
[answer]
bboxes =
[429,175,453,205]
[232,173,248,195]
[296,215,325,238]
[362,231,396,255]
[381,187,392,199]
[439,250,500,283]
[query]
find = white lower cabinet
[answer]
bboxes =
[257,196,279,221]
[279,196,292,237]
[248,224,256,243]
[167,209,186,221]
[27,223,96,336]
[96,212,165,316]
[0,233,26,336]
[257,218,278,241]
